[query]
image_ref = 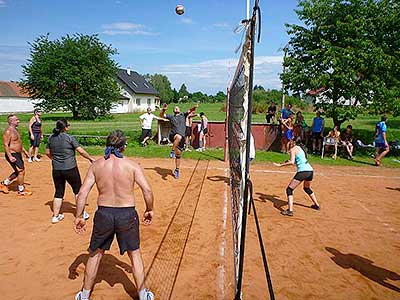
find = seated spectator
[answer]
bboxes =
[294,111,308,143]
[324,126,340,159]
[341,125,354,160]
[266,102,277,124]
[311,111,324,154]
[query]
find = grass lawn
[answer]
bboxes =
[0,103,399,167]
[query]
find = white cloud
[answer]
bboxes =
[179,18,193,25]
[213,22,230,29]
[158,55,283,94]
[102,22,157,36]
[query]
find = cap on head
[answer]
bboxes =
[200,112,205,117]
[34,108,42,115]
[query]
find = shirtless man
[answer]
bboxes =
[73,130,154,300]
[1,114,32,195]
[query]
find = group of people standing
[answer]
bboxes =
[1,113,156,300]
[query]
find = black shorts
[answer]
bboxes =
[185,126,192,137]
[169,133,185,151]
[52,167,82,198]
[312,132,323,140]
[202,128,208,135]
[141,129,152,141]
[6,152,24,173]
[89,206,140,255]
[30,132,41,147]
[294,171,314,182]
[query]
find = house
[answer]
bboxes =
[305,87,358,106]
[0,81,36,113]
[113,68,160,113]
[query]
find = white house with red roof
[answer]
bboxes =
[0,81,36,113]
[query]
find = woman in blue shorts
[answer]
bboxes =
[274,137,320,216]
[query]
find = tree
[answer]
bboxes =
[21,34,120,119]
[178,84,190,101]
[146,74,174,103]
[281,0,400,127]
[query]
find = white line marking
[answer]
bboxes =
[218,168,229,300]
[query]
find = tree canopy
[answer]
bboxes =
[144,73,174,103]
[21,34,120,119]
[281,0,400,126]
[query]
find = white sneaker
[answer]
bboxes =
[75,291,90,300]
[83,211,90,220]
[28,157,33,163]
[33,157,41,162]
[139,289,154,300]
[51,214,64,224]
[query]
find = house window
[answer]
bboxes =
[136,98,141,106]
[147,98,151,106]
[143,82,150,88]
[132,81,138,87]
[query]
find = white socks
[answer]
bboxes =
[4,178,11,185]
[18,185,24,192]
[82,289,91,299]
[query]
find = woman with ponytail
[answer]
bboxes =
[274,137,320,216]
[45,119,94,224]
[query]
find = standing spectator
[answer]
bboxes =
[311,111,325,154]
[280,103,294,121]
[341,125,354,160]
[282,115,294,153]
[197,112,208,152]
[374,115,390,166]
[28,108,43,162]
[266,102,277,124]
[184,113,196,151]
[46,119,94,224]
[294,111,308,143]
[139,107,166,146]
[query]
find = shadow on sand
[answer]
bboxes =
[326,247,400,293]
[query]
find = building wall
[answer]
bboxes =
[0,97,35,113]
[112,83,158,113]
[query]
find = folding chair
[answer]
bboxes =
[321,137,338,159]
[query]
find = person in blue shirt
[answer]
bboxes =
[311,111,325,154]
[274,137,320,216]
[280,103,294,120]
[374,115,390,166]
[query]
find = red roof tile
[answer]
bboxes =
[0,81,30,98]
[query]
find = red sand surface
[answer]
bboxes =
[0,156,399,300]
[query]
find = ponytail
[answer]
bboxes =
[52,119,68,136]
[295,137,308,158]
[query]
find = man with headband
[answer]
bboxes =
[73,130,155,300]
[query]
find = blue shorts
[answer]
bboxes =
[285,129,293,141]
[375,142,389,149]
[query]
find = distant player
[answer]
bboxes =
[160,103,198,179]
[274,137,320,216]
[1,114,32,196]
[197,112,208,152]
[139,107,167,146]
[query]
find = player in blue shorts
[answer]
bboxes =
[374,115,390,166]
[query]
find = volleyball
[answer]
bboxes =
[175,4,185,15]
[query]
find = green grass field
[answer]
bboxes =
[0,103,399,167]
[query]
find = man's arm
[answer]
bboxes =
[134,164,154,225]
[74,165,96,234]
[321,119,325,136]
[2,130,15,162]
[28,117,34,139]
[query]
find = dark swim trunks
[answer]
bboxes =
[169,133,185,151]
[6,152,24,173]
[89,206,140,255]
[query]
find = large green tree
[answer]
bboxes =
[281,0,400,126]
[21,34,120,119]
[144,73,174,103]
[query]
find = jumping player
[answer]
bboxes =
[73,130,154,300]
[160,103,198,179]
[0,114,32,195]
[274,137,320,216]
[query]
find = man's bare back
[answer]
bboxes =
[91,155,151,207]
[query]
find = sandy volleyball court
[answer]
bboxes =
[0,156,399,300]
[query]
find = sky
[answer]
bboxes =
[0,0,301,94]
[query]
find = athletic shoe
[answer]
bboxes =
[33,157,41,162]
[83,211,90,220]
[17,189,32,196]
[51,214,64,224]
[174,169,180,179]
[169,150,175,158]
[195,148,203,152]
[0,183,9,194]
[310,204,320,210]
[139,288,154,300]
[75,291,90,300]
[281,209,293,216]
[28,157,33,163]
